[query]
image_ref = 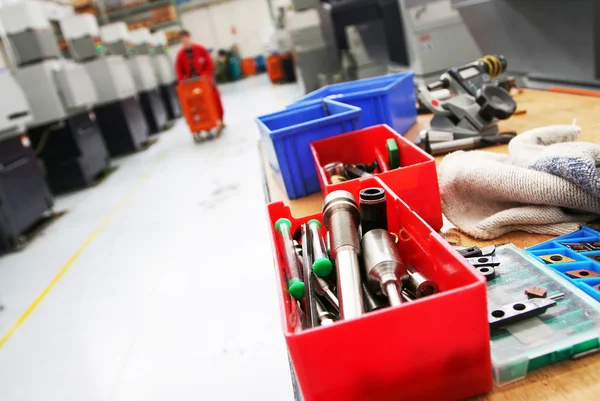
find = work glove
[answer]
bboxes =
[439,125,600,240]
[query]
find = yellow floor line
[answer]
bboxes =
[0,156,163,349]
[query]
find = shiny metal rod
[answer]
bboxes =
[323,191,364,320]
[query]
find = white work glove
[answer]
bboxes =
[439,125,600,240]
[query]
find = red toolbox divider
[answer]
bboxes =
[310,124,443,231]
[267,176,492,401]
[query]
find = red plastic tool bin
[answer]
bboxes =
[267,177,492,401]
[310,124,443,231]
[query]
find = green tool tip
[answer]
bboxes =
[288,278,305,299]
[307,219,322,228]
[312,257,333,277]
[275,218,292,233]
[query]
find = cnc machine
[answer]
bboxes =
[60,14,149,156]
[150,31,181,120]
[101,23,167,134]
[0,71,53,251]
[0,1,110,194]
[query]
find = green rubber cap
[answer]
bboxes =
[307,219,322,228]
[312,257,333,277]
[275,218,292,233]
[386,138,400,169]
[288,278,306,299]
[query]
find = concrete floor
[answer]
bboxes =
[0,75,301,401]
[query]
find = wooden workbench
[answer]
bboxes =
[261,89,600,400]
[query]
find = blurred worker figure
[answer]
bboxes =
[175,30,224,121]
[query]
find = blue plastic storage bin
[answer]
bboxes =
[527,227,600,303]
[257,99,361,199]
[289,72,417,135]
[255,55,266,73]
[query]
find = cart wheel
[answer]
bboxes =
[13,235,28,252]
[215,125,224,138]
[193,134,202,143]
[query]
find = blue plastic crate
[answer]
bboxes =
[526,227,600,302]
[257,99,361,199]
[289,72,417,135]
[255,55,266,73]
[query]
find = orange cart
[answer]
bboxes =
[241,58,257,76]
[266,54,284,83]
[176,77,224,143]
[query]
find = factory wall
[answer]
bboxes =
[180,0,274,58]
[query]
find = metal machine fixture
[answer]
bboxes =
[323,190,364,320]
[101,22,167,135]
[60,14,149,156]
[0,1,110,194]
[0,72,53,252]
[361,229,405,307]
[417,55,517,140]
[150,31,181,121]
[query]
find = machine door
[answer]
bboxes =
[401,0,481,75]
[129,56,158,91]
[54,62,98,112]
[106,56,137,98]
[0,136,51,237]
[153,55,175,85]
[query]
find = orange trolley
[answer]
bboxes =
[266,54,285,83]
[241,58,257,76]
[176,77,224,143]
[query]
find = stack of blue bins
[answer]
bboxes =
[256,72,416,199]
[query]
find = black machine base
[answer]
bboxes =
[160,83,181,121]
[95,97,149,156]
[29,112,110,194]
[0,134,54,252]
[140,87,168,135]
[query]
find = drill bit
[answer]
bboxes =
[315,298,336,326]
[300,223,319,328]
[275,218,305,300]
[307,219,333,277]
[314,276,339,312]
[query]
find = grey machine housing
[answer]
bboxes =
[0,1,61,65]
[13,59,98,128]
[0,71,32,139]
[60,14,138,106]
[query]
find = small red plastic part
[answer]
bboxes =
[267,177,492,401]
[310,125,443,230]
[431,99,440,107]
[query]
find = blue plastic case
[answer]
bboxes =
[289,73,417,136]
[527,227,600,302]
[256,99,361,199]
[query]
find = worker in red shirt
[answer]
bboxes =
[175,30,224,121]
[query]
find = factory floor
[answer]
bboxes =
[0,75,299,401]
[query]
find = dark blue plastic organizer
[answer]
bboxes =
[527,227,600,302]
[256,99,361,199]
[289,72,417,136]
